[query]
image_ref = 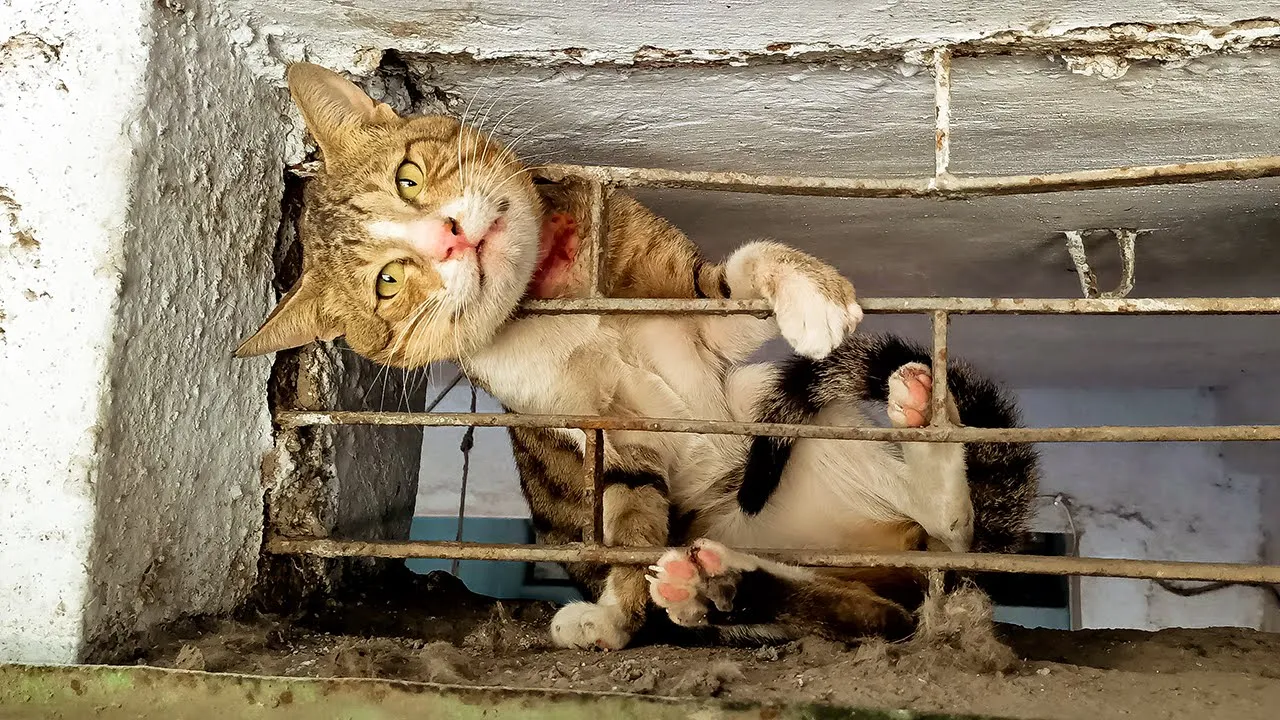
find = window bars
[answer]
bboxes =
[270,48,1280,587]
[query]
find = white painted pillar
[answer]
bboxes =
[0,0,283,662]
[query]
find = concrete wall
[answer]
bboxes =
[1213,375,1280,632]
[0,0,282,662]
[224,0,1280,75]
[1023,388,1266,630]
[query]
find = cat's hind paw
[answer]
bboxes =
[648,539,755,627]
[887,362,933,428]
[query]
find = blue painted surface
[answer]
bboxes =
[993,605,1072,630]
[406,517,582,603]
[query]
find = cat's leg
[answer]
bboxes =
[550,461,670,651]
[887,363,974,553]
[648,539,914,640]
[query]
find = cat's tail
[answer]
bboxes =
[738,332,1040,555]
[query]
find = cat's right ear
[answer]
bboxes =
[234,275,340,358]
[286,62,399,164]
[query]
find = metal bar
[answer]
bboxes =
[518,296,1280,316]
[584,181,611,297]
[535,155,1280,199]
[930,310,950,425]
[276,410,1280,443]
[932,48,952,180]
[265,537,1280,584]
[582,428,605,544]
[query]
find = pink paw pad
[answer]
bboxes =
[694,547,724,575]
[657,584,691,602]
[888,363,934,428]
[664,558,698,580]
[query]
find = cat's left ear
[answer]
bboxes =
[234,274,340,358]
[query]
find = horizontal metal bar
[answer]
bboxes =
[287,155,1280,199]
[265,537,1280,584]
[536,156,1280,199]
[519,296,1280,316]
[276,410,1280,443]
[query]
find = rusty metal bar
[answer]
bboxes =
[535,155,1280,199]
[929,310,950,425]
[265,537,1280,584]
[519,296,1280,316]
[932,48,952,180]
[288,155,1280,198]
[584,181,611,297]
[276,410,1280,443]
[582,428,605,544]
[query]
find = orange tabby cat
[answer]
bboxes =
[237,63,1038,650]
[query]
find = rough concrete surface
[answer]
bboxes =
[1,0,283,662]
[221,0,1280,73]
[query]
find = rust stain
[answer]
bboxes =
[14,230,38,250]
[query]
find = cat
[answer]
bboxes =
[236,62,1041,650]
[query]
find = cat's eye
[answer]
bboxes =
[376,261,405,299]
[395,161,425,200]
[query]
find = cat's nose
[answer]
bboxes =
[428,217,478,261]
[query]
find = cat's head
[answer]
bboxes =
[235,62,551,368]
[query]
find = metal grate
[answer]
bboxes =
[270,47,1280,589]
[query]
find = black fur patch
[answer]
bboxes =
[604,468,668,493]
[738,357,820,515]
[692,259,709,298]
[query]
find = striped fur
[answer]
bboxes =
[236,63,1041,650]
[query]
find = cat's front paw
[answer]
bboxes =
[773,270,862,360]
[550,601,633,650]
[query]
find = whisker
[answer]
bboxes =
[458,81,488,193]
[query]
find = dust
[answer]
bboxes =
[672,660,744,697]
[900,579,1018,673]
[134,569,1280,720]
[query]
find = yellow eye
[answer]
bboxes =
[395,161,424,200]
[376,261,405,299]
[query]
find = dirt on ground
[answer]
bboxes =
[135,570,1280,720]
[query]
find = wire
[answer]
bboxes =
[450,383,478,577]
[1154,578,1280,604]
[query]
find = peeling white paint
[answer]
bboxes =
[219,0,1280,76]
[1059,54,1131,78]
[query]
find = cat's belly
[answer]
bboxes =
[684,403,919,551]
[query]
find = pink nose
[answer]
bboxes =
[427,218,477,261]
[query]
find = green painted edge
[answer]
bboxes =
[0,663,1035,720]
